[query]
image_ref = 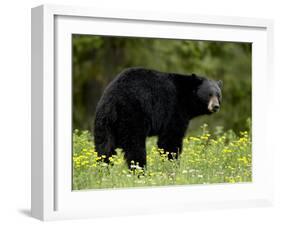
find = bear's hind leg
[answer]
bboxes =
[94,134,116,164]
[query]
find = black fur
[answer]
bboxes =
[94,67,222,168]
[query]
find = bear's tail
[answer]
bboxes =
[93,102,117,161]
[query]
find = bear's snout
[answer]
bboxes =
[208,96,220,113]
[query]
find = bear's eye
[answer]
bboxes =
[209,93,212,97]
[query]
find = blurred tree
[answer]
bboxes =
[72,35,251,134]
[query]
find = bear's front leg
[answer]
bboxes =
[124,146,147,169]
[157,117,188,160]
[120,134,147,169]
[157,134,184,160]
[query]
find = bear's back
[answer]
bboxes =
[100,68,178,134]
[108,67,176,103]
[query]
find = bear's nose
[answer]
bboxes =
[213,104,220,111]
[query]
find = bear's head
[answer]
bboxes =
[195,77,223,114]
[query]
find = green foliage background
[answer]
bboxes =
[72,35,251,134]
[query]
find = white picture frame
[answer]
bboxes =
[31,4,274,221]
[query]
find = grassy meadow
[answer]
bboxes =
[72,123,252,190]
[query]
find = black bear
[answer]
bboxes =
[94,67,222,168]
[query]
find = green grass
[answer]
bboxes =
[72,124,251,190]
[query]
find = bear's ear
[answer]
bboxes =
[190,73,203,87]
[217,80,223,89]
